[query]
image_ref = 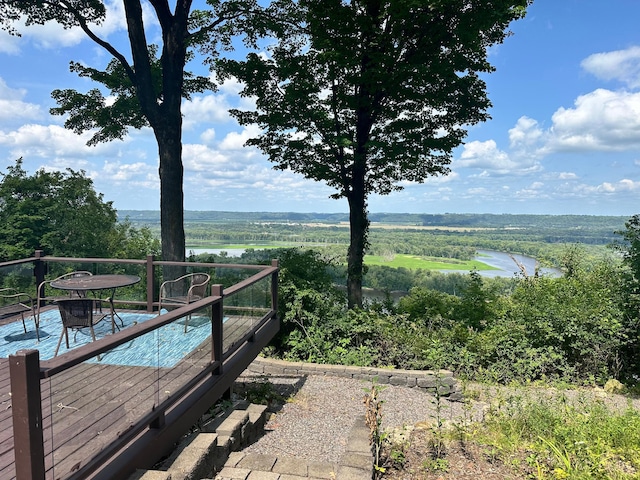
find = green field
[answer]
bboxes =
[364,254,497,271]
[185,243,291,250]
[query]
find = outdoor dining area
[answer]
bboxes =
[0,251,279,480]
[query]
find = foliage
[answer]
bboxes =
[612,215,640,376]
[0,159,159,264]
[218,0,531,308]
[364,381,388,477]
[258,243,635,385]
[477,391,640,479]
[240,378,284,406]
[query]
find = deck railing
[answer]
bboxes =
[2,252,279,480]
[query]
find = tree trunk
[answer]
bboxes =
[152,114,186,282]
[346,170,369,309]
[156,121,185,266]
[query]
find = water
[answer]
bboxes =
[472,249,562,278]
[187,248,245,257]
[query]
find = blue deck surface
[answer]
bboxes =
[0,309,216,368]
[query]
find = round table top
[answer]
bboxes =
[50,274,141,291]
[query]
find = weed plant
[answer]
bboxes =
[476,390,640,479]
[364,381,387,477]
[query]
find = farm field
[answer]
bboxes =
[362,254,496,271]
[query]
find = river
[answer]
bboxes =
[470,249,562,278]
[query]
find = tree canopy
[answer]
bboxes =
[0,0,286,272]
[218,0,531,307]
[0,159,159,261]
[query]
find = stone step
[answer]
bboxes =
[128,401,269,480]
[129,406,373,480]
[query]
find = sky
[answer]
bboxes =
[1,1,640,217]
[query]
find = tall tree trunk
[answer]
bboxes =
[347,166,369,309]
[156,121,185,265]
[123,0,188,271]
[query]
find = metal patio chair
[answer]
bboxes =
[36,271,93,325]
[159,273,210,332]
[54,297,107,357]
[0,288,38,340]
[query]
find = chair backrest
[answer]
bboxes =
[161,273,210,299]
[188,273,210,298]
[57,298,97,328]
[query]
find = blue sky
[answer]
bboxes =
[1,1,640,216]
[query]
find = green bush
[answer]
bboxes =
[268,247,634,385]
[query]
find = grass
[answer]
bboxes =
[388,385,640,479]
[480,390,640,479]
[186,243,293,250]
[364,254,497,271]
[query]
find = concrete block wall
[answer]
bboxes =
[246,357,462,400]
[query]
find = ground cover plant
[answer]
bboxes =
[380,384,640,480]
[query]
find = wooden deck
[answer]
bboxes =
[0,312,261,480]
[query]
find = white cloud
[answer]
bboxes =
[456,140,542,175]
[182,94,234,130]
[509,116,545,150]
[515,183,551,200]
[458,140,512,169]
[556,172,578,180]
[219,125,262,151]
[103,160,155,183]
[0,123,121,160]
[548,89,640,151]
[597,178,640,193]
[581,46,640,89]
[200,128,216,145]
[183,143,232,172]
[0,78,44,122]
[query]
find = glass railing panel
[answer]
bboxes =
[222,276,272,354]
[154,305,214,406]
[0,261,36,297]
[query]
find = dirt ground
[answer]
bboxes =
[380,382,640,480]
[381,428,527,480]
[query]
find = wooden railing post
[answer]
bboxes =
[146,255,155,313]
[10,350,45,480]
[211,284,223,375]
[271,259,279,314]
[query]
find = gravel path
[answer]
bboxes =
[238,373,472,463]
[237,373,640,465]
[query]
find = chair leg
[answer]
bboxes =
[54,328,67,357]
[32,314,40,342]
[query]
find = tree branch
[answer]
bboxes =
[51,0,136,81]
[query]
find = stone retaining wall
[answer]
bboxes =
[247,357,462,400]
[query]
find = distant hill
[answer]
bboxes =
[119,210,628,230]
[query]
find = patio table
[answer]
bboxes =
[50,274,141,332]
